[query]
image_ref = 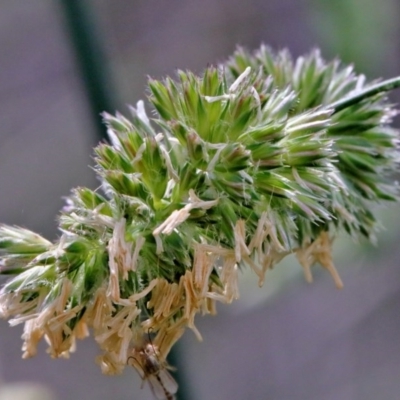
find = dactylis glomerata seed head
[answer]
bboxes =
[0,46,399,379]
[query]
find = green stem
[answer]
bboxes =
[329,76,400,113]
[59,0,118,141]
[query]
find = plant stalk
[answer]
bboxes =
[330,76,400,113]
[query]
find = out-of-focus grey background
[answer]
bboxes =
[1,1,400,399]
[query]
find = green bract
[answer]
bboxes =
[0,46,399,379]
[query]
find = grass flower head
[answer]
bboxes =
[0,46,399,385]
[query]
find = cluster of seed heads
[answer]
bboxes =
[0,46,399,399]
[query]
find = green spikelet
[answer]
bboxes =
[0,46,399,380]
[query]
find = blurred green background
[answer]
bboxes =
[0,1,399,399]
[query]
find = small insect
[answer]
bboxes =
[128,341,178,400]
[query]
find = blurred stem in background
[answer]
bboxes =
[58,1,189,399]
[309,0,399,76]
[59,0,118,141]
